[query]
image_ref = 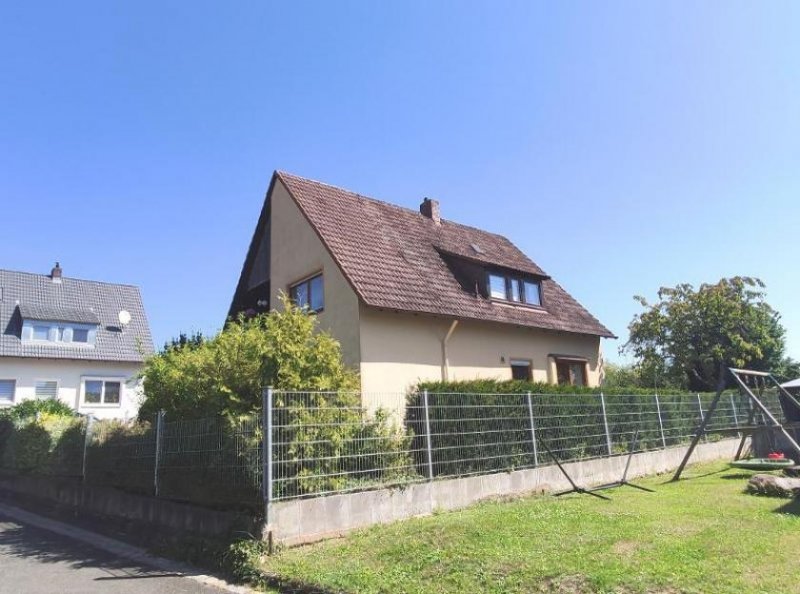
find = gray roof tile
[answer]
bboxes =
[0,269,154,362]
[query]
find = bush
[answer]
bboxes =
[0,399,76,421]
[274,392,416,498]
[139,294,358,420]
[0,413,86,475]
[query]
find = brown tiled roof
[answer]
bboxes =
[276,171,615,338]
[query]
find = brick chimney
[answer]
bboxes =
[50,262,62,283]
[420,197,441,225]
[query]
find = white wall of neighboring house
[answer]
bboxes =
[0,357,143,420]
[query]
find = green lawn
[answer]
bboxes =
[260,462,800,594]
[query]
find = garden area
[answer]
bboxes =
[257,461,800,594]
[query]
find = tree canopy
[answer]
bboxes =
[139,294,358,419]
[623,277,797,391]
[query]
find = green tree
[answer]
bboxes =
[624,277,789,391]
[140,294,358,419]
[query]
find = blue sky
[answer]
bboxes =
[1,2,799,362]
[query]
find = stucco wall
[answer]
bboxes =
[269,179,362,368]
[359,305,602,403]
[0,357,143,420]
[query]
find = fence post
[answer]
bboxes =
[422,389,434,480]
[153,410,165,497]
[526,391,539,466]
[696,393,707,442]
[81,415,94,482]
[600,392,613,455]
[654,394,667,449]
[730,393,741,437]
[262,387,274,526]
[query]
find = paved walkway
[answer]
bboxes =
[0,505,242,594]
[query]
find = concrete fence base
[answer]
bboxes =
[0,474,259,540]
[270,438,742,546]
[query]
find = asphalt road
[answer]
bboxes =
[0,511,228,594]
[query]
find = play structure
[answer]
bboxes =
[672,367,800,481]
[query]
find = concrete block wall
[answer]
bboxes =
[270,438,742,546]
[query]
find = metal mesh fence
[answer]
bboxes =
[0,386,794,508]
[270,390,758,500]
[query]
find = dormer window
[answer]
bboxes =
[488,274,542,307]
[22,321,97,346]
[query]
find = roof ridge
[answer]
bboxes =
[275,170,514,242]
[0,268,141,289]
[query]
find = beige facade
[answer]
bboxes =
[265,176,604,399]
[358,305,602,404]
[268,179,362,368]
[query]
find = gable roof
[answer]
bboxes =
[272,171,615,339]
[0,268,154,363]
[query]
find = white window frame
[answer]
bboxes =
[22,320,97,347]
[80,376,125,408]
[0,379,16,406]
[34,379,60,400]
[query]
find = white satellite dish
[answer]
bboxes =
[118,310,132,327]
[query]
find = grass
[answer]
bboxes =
[259,462,800,594]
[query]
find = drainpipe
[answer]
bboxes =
[441,320,459,381]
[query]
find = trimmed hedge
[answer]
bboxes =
[408,382,735,478]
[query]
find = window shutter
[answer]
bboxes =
[0,380,15,403]
[35,381,58,400]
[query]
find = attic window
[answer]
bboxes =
[488,274,542,307]
[22,321,97,346]
[290,273,324,312]
[470,243,484,254]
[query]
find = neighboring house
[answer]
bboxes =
[229,171,615,402]
[0,264,153,419]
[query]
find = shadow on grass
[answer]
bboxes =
[658,467,728,484]
[774,498,800,516]
[719,472,758,480]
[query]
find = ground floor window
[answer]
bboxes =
[0,379,15,404]
[553,357,588,387]
[510,359,532,381]
[82,378,123,406]
[34,380,58,400]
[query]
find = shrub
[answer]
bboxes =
[139,294,358,420]
[0,413,86,475]
[0,399,76,421]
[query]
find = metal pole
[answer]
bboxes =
[154,410,164,497]
[81,415,94,482]
[600,392,613,456]
[730,393,741,437]
[262,387,274,525]
[422,389,434,480]
[654,394,667,449]
[526,391,539,466]
[696,393,707,442]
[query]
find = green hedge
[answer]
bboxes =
[407,382,734,478]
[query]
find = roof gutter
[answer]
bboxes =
[441,319,459,381]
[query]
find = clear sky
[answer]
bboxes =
[1,2,799,361]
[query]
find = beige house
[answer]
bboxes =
[229,172,615,398]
